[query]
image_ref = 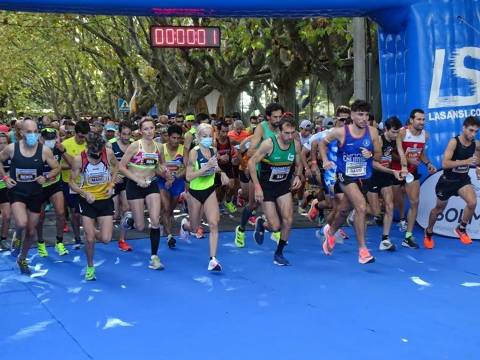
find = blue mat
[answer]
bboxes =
[1,225,479,360]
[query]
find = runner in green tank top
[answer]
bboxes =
[248,116,303,266]
[234,103,284,248]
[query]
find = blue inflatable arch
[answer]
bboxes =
[1,0,479,168]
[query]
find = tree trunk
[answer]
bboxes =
[222,88,241,116]
[276,76,297,114]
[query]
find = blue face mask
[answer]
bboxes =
[200,137,213,148]
[25,133,39,147]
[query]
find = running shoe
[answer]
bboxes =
[167,235,176,249]
[37,242,48,257]
[358,248,375,264]
[270,231,281,244]
[347,210,355,226]
[234,226,245,248]
[63,224,69,233]
[118,239,133,252]
[180,218,190,242]
[322,224,336,255]
[55,243,69,256]
[45,203,53,212]
[337,228,349,240]
[274,253,290,266]
[307,199,319,221]
[121,211,134,230]
[374,215,383,226]
[195,226,205,239]
[149,255,165,270]
[379,237,396,251]
[73,237,83,250]
[0,239,9,251]
[248,215,257,226]
[236,193,245,208]
[423,233,434,249]
[17,258,31,275]
[398,219,407,232]
[253,216,265,245]
[219,203,228,214]
[208,257,222,271]
[225,201,238,213]
[402,236,419,249]
[85,266,96,281]
[455,226,472,245]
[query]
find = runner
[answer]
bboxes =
[367,116,404,251]
[69,132,118,280]
[395,109,437,249]
[319,100,380,264]
[119,117,164,270]
[0,119,60,274]
[36,127,69,257]
[248,116,302,266]
[0,133,11,251]
[109,121,133,252]
[180,123,229,271]
[423,116,480,249]
[61,120,90,249]
[158,124,186,249]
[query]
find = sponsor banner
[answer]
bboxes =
[417,169,480,239]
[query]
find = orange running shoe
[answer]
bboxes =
[63,224,69,233]
[322,224,336,256]
[118,239,133,252]
[308,199,319,221]
[195,226,205,239]
[455,227,472,245]
[423,233,434,249]
[358,248,375,264]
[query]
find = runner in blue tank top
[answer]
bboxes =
[319,100,382,265]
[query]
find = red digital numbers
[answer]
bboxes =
[150,26,220,48]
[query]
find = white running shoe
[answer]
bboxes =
[208,257,222,271]
[148,255,165,270]
[180,218,190,242]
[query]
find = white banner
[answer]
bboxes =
[417,169,480,239]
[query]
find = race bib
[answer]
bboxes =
[345,161,366,177]
[269,166,290,182]
[87,172,108,185]
[453,165,469,173]
[200,162,215,176]
[143,152,158,166]
[15,168,37,182]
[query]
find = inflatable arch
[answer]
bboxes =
[1,0,479,169]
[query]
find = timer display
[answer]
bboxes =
[150,26,221,48]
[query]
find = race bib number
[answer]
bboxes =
[345,162,366,177]
[269,166,290,182]
[143,152,158,166]
[453,165,469,173]
[200,162,215,176]
[87,172,108,185]
[16,168,37,182]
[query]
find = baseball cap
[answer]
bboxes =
[41,127,57,140]
[299,120,313,130]
[323,117,335,128]
[105,124,116,132]
[185,114,195,122]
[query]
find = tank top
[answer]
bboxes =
[337,125,373,179]
[163,143,184,177]
[392,128,426,172]
[10,142,44,196]
[261,121,277,141]
[0,159,11,190]
[42,147,62,188]
[190,146,216,191]
[216,138,232,165]
[111,139,126,162]
[80,149,112,200]
[444,136,475,180]
[128,140,160,170]
[258,136,295,183]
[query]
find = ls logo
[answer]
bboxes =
[429,47,480,109]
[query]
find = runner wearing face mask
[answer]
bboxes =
[0,119,60,274]
[35,128,68,257]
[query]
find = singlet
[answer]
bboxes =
[42,147,62,188]
[258,136,295,183]
[0,159,11,190]
[309,129,338,187]
[216,138,233,166]
[80,149,112,200]
[373,133,395,176]
[186,127,197,150]
[163,143,184,177]
[61,136,86,183]
[337,125,373,180]
[110,139,126,162]
[128,140,160,170]
[9,142,44,196]
[391,128,426,172]
[190,146,215,191]
[444,136,475,180]
[261,121,277,141]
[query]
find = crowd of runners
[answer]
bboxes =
[0,100,478,280]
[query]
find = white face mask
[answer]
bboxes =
[45,140,56,149]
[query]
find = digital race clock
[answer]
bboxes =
[150,26,221,48]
